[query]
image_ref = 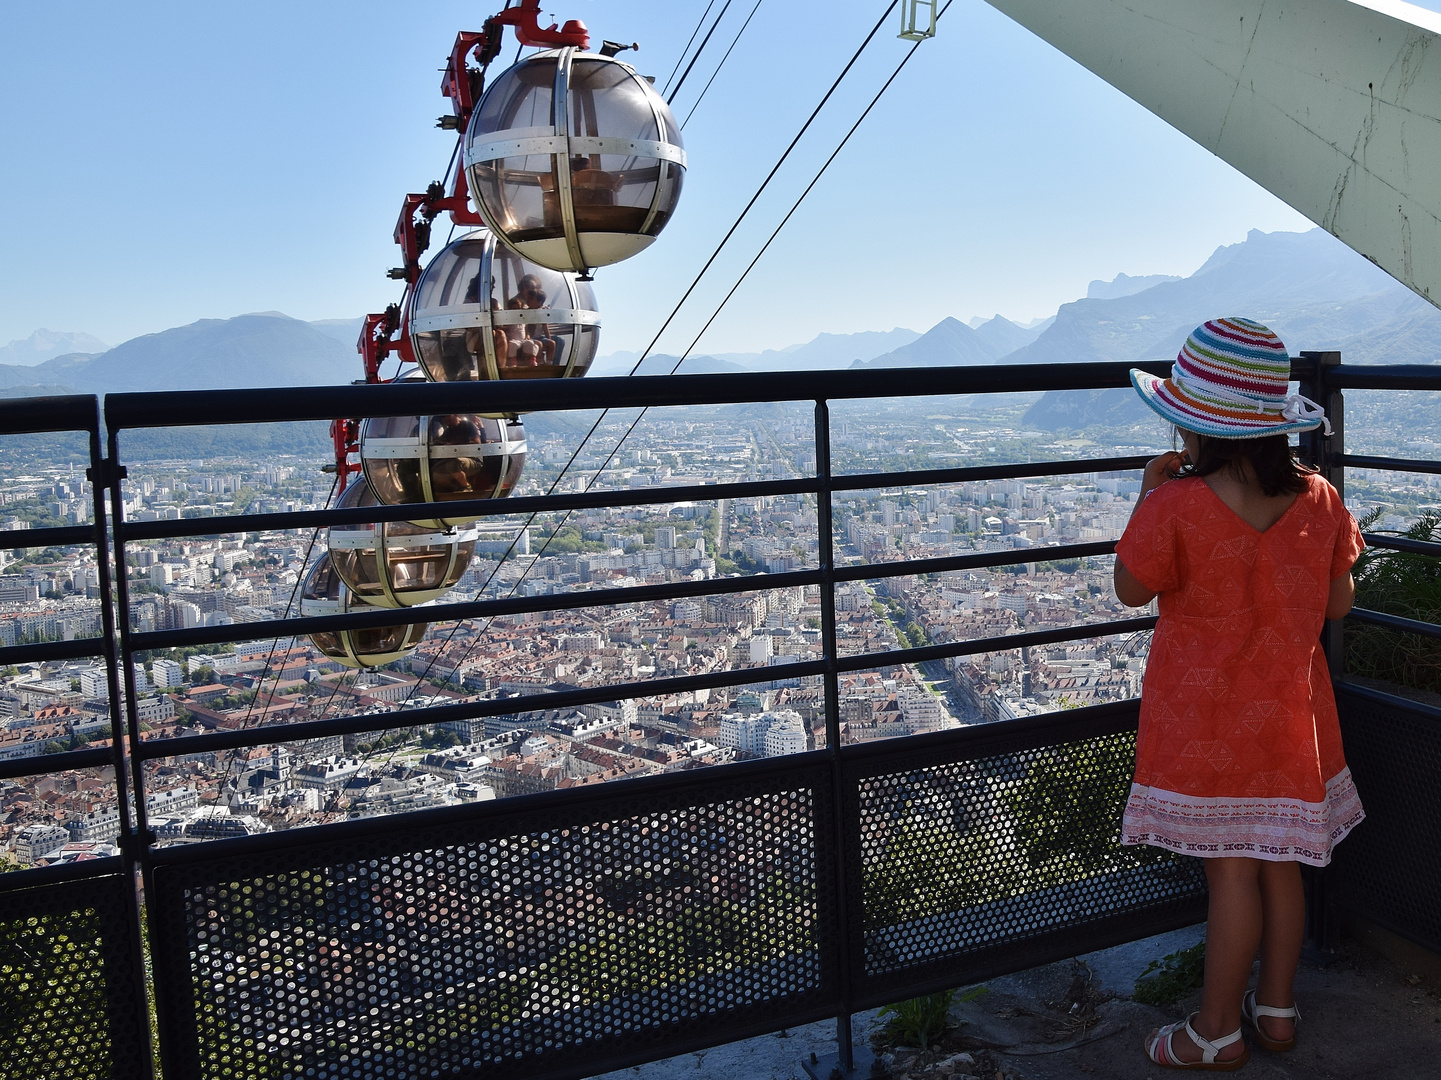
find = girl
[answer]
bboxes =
[1114,317,1365,1071]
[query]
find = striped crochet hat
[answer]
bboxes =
[1130,316,1330,439]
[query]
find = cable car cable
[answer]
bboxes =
[371,4,904,716]
[407,0,953,684]
[671,1,950,372]
[234,472,338,732]
[667,0,735,105]
[627,0,899,381]
[680,0,765,130]
[663,0,718,97]
[344,1,908,731]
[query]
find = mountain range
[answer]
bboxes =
[4,229,1438,431]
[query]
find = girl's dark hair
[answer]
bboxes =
[1180,431,1314,496]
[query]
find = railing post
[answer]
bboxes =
[1298,351,1346,673]
[1297,350,1345,952]
[84,417,156,1077]
[812,398,859,1075]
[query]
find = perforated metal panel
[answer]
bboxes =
[0,870,151,1080]
[1333,683,1441,952]
[843,706,1208,1006]
[149,760,839,1080]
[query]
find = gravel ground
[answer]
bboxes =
[591,923,1441,1080]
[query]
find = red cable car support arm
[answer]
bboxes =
[335,1,592,486]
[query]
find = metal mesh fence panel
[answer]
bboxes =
[0,869,150,1080]
[148,760,838,1080]
[1333,684,1441,952]
[843,707,1208,1006]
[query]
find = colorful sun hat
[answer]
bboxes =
[1130,316,1331,439]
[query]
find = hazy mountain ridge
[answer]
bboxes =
[0,329,109,366]
[8,230,1439,413]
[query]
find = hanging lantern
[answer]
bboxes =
[360,410,527,527]
[327,478,477,608]
[300,555,429,669]
[408,228,600,382]
[463,48,685,274]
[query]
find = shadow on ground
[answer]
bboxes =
[591,924,1441,1080]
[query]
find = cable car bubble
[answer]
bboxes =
[300,554,430,670]
[408,228,600,382]
[326,477,477,609]
[464,47,685,275]
[360,408,527,528]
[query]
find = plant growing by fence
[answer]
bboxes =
[1347,509,1441,693]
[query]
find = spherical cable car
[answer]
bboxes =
[408,228,600,382]
[464,48,685,274]
[300,554,430,670]
[360,409,527,527]
[327,478,478,608]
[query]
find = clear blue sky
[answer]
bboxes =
[4,0,1438,357]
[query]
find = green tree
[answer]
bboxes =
[1347,509,1441,693]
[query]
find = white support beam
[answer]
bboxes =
[984,0,1441,307]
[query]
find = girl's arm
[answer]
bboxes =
[1114,560,1156,607]
[1326,572,1355,620]
[1112,450,1186,607]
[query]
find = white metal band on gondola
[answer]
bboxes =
[300,555,430,669]
[327,478,478,608]
[464,47,687,275]
[407,228,601,382]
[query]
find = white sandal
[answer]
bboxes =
[1242,988,1299,1051]
[1145,1013,1249,1071]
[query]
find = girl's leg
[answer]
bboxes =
[1150,857,1260,1063]
[1254,860,1305,1042]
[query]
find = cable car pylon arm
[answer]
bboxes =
[984,0,1441,308]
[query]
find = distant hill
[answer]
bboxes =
[851,315,1047,369]
[0,314,360,397]
[972,315,1048,357]
[1086,272,1182,300]
[0,329,109,366]
[308,317,366,348]
[1006,229,1399,370]
[591,326,921,377]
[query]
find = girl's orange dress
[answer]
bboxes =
[1115,471,1365,866]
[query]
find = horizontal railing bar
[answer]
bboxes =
[840,697,1139,770]
[1335,678,1441,722]
[836,539,1119,583]
[0,394,98,436]
[1325,364,1441,391]
[0,637,106,665]
[130,537,1123,653]
[103,362,1178,430]
[833,615,1158,674]
[145,747,832,865]
[0,854,126,891]
[119,476,822,541]
[1361,532,1441,558]
[0,524,96,551]
[138,614,1154,761]
[0,745,115,782]
[830,455,1151,490]
[119,456,1160,545]
[133,658,831,760]
[1347,606,1441,639]
[119,459,1156,546]
[1340,453,1441,476]
[128,567,826,651]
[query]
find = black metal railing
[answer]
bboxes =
[0,354,1435,1080]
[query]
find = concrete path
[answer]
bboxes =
[592,923,1441,1080]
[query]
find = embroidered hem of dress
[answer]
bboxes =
[1120,768,1365,867]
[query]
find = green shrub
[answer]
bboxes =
[1347,510,1441,693]
[1133,941,1206,1005]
